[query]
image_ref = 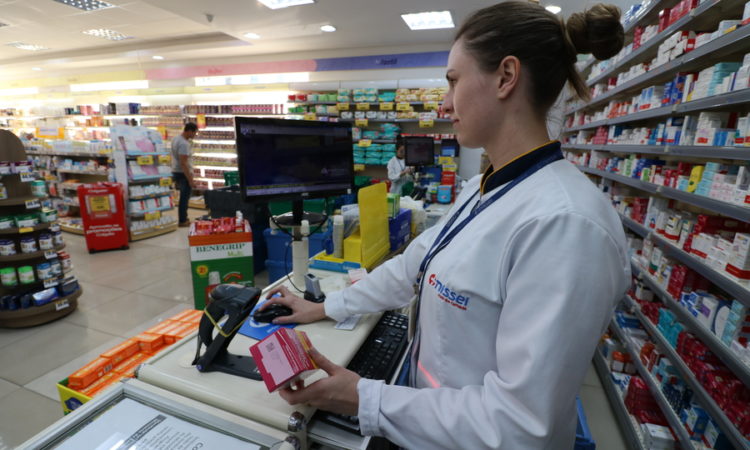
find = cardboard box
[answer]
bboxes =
[170,309,204,324]
[114,352,151,378]
[68,357,114,389]
[80,372,119,397]
[133,332,164,354]
[250,328,318,393]
[100,339,140,366]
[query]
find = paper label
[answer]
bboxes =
[419,119,435,128]
[55,299,70,311]
[19,227,34,234]
[145,211,162,221]
[380,102,394,111]
[424,101,439,110]
[44,250,57,259]
[25,199,41,209]
[159,177,172,187]
[337,103,350,111]
[158,154,171,165]
[335,315,361,330]
[98,148,111,155]
[196,114,206,129]
[44,278,59,289]
[303,113,317,121]
[355,119,368,127]
[20,173,36,182]
[136,155,154,165]
[353,164,365,171]
[88,195,111,212]
[397,102,411,111]
[358,139,372,147]
[356,103,370,111]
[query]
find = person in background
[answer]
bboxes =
[259,2,629,448]
[386,136,413,195]
[172,122,197,227]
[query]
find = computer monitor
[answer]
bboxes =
[235,117,354,203]
[404,136,435,166]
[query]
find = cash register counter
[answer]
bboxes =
[21,267,405,450]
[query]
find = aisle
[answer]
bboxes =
[580,364,629,450]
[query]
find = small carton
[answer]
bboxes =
[163,322,198,343]
[68,357,114,389]
[133,332,164,354]
[144,319,180,336]
[100,339,140,366]
[80,372,119,397]
[249,328,319,393]
[114,352,151,378]
[170,309,204,324]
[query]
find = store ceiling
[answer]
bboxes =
[0,0,636,79]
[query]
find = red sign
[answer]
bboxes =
[78,182,129,252]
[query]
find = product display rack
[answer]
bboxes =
[591,350,648,450]
[608,311,698,449]
[0,130,81,328]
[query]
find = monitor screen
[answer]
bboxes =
[404,136,435,166]
[235,118,353,201]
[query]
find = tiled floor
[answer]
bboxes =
[0,211,628,449]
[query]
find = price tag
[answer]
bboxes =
[136,155,154,165]
[19,227,34,234]
[159,177,172,187]
[44,250,57,259]
[55,298,70,311]
[303,113,317,121]
[397,102,411,111]
[145,210,162,221]
[158,154,171,165]
[157,126,168,139]
[355,119,369,127]
[353,164,365,172]
[196,114,207,129]
[20,173,36,182]
[337,103,350,111]
[25,199,41,209]
[419,119,435,128]
[424,101,440,110]
[98,148,111,155]
[358,139,372,147]
[356,103,370,111]
[380,102,394,111]
[44,278,59,289]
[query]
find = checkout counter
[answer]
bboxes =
[20,267,412,450]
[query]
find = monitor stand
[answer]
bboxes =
[272,200,327,229]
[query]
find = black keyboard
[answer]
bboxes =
[318,311,409,433]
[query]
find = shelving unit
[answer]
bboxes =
[0,130,81,327]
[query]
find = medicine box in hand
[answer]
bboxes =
[249,328,319,393]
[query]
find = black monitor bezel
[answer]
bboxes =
[404,136,435,166]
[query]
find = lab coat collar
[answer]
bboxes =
[480,140,561,195]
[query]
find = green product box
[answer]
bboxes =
[189,232,254,310]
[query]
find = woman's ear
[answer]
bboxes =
[496,55,520,100]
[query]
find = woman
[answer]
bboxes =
[261,2,629,448]
[386,138,413,195]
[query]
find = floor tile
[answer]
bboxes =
[0,326,39,351]
[93,264,176,292]
[0,321,117,385]
[64,293,181,337]
[118,302,193,338]
[0,379,19,401]
[583,362,602,388]
[75,281,129,312]
[579,384,628,450]
[136,271,194,303]
[0,388,63,449]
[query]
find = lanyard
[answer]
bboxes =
[408,148,563,386]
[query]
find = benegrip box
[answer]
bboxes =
[249,328,319,393]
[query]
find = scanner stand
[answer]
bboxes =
[193,284,263,381]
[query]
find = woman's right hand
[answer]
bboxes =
[260,286,327,324]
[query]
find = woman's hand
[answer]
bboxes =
[278,348,361,416]
[260,286,327,324]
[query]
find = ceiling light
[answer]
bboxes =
[401,11,455,31]
[257,0,314,10]
[70,80,149,92]
[244,32,261,39]
[320,25,336,32]
[6,42,48,51]
[0,87,39,96]
[152,55,164,60]
[545,5,562,14]
[52,0,114,11]
[83,29,132,41]
[32,67,42,71]
[195,72,310,86]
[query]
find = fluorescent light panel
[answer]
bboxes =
[0,87,40,96]
[52,0,114,11]
[257,0,314,10]
[70,80,149,92]
[545,5,562,14]
[152,55,164,60]
[83,29,132,41]
[401,11,454,30]
[320,25,336,32]
[6,42,48,51]
[244,33,261,39]
[195,72,309,86]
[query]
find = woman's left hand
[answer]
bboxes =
[278,348,361,416]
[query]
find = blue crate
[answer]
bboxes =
[264,227,332,261]
[575,397,596,450]
[389,208,411,236]
[265,259,291,284]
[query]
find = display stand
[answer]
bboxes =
[0,130,80,327]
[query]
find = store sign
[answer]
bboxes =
[137,155,154,165]
[355,119,368,127]
[356,103,370,111]
[419,119,435,128]
[337,103,350,111]
[159,177,172,187]
[379,102,394,111]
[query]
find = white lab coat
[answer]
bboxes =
[387,156,409,194]
[324,158,630,449]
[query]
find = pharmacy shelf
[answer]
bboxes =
[609,313,697,449]
[0,243,65,263]
[676,88,750,113]
[0,287,80,328]
[129,205,173,217]
[56,169,108,176]
[564,143,750,160]
[339,118,451,124]
[587,0,727,87]
[572,22,750,113]
[631,261,750,386]
[125,151,170,157]
[130,222,178,241]
[628,297,750,450]
[0,222,51,235]
[577,165,658,193]
[566,119,608,132]
[0,195,47,207]
[609,106,676,126]
[619,214,651,238]
[26,150,111,158]
[592,350,647,450]
[59,223,84,235]
[129,192,172,201]
[129,175,169,182]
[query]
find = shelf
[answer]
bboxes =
[59,223,83,235]
[130,222,178,241]
[632,261,750,387]
[0,243,65,263]
[0,195,47,207]
[619,214,651,238]
[650,233,750,308]
[125,151,170,157]
[564,143,750,160]
[129,206,174,217]
[566,119,608,132]
[592,350,647,450]
[577,165,659,193]
[57,169,108,176]
[129,193,172,201]
[609,105,677,126]
[0,287,81,328]
[676,88,750,113]
[26,150,111,158]
[627,297,750,450]
[0,222,51,235]
[609,314,697,449]
[129,175,169,182]
[339,118,451,124]
[188,199,207,210]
